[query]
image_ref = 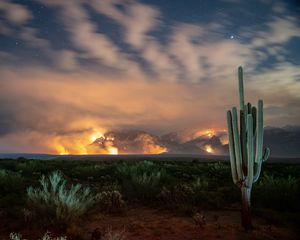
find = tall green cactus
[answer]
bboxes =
[227,66,270,230]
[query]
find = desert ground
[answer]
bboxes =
[0,157,299,239]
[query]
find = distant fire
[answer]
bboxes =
[108,146,118,155]
[89,130,104,143]
[53,128,120,155]
[52,127,226,155]
[56,145,69,155]
[194,129,216,138]
[205,145,213,153]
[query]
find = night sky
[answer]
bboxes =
[0,0,299,154]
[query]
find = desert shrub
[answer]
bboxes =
[98,182,121,192]
[27,171,94,226]
[95,190,126,213]
[9,233,23,240]
[103,227,126,240]
[207,162,230,181]
[217,186,240,205]
[253,174,300,211]
[69,164,116,181]
[10,232,66,240]
[191,177,209,191]
[159,184,194,205]
[162,162,202,181]
[0,169,23,193]
[190,178,228,208]
[158,185,197,215]
[117,161,169,202]
[0,169,25,215]
[16,161,40,172]
[117,161,156,178]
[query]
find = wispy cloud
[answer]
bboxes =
[0,0,299,153]
[0,1,32,25]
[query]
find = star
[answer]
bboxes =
[230,35,234,39]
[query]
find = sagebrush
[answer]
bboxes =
[27,171,94,225]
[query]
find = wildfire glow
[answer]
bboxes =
[108,146,118,155]
[193,129,216,139]
[90,130,104,142]
[56,145,69,155]
[52,128,121,155]
[205,145,213,153]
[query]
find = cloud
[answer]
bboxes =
[0,0,299,153]
[90,0,180,80]
[0,64,239,152]
[251,16,300,47]
[38,0,141,76]
[0,1,32,25]
[0,0,32,36]
[90,0,161,49]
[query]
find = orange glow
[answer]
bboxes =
[220,135,229,145]
[192,129,216,139]
[203,129,215,137]
[205,145,213,153]
[56,145,69,155]
[52,128,120,155]
[108,146,118,155]
[90,130,105,142]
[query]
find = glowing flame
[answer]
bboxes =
[201,129,215,137]
[90,130,104,142]
[108,146,118,155]
[191,128,216,140]
[205,145,213,153]
[52,128,120,155]
[205,130,214,137]
[56,145,69,155]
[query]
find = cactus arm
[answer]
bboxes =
[240,109,247,175]
[238,66,245,111]
[232,107,243,180]
[255,100,264,163]
[251,107,257,136]
[246,114,254,188]
[253,148,269,183]
[263,147,270,162]
[253,161,262,183]
[227,110,239,184]
[244,104,248,126]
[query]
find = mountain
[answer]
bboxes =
[264,126,300,157]
[89,130,167,154]
[89,126,300,157]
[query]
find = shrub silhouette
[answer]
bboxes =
[95,190,126,213]
[117,161,167,202]
[27,171,94,225]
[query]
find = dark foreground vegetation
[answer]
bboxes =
[0,158,299,239]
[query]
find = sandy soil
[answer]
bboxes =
[0,207,297,239]
[85,208,298,240]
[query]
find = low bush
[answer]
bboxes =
[69,164,116,181]
[253,174,300,210]
[207,162,231,181]
[95,190,126,213]
[0,169,25,217]
[0,169,23,194]
[27,171,94,226]
[10,232,66,240]
[159,184,194,205]
[103,227,126,240]
[117,161,169,202]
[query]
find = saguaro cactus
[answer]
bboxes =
[226,66,270,230]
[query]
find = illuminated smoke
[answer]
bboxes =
[205,145,213,153]
[136,133,167,154]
